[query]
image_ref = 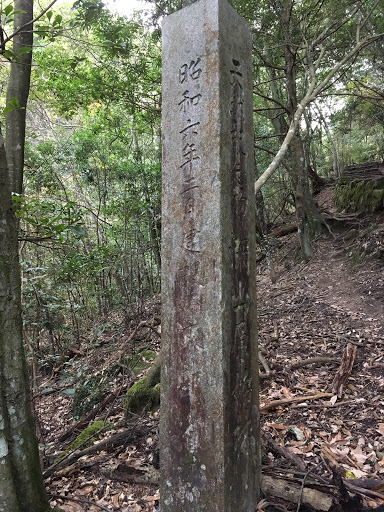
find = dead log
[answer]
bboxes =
[331,343,357,398]
[43,425,154,478]
[261,475,336,511]
[271,224,298,237]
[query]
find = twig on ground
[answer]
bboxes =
[296,468,314,512]
[344,483,384,501]
[261,392,333,412]
[290,356,339,370]
[50,494,111,512]
[262,429,307,471]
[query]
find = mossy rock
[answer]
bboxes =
[335,178,384,212]
[124,355,161,414]
[55,420,113,463]
[121,350,157,376]
[124,377,160,414]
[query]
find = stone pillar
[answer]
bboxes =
[161,0,260,510]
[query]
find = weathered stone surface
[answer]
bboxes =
[161,0,260,510]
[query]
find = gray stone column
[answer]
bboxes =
[160,0,260,510]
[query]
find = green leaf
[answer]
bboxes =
[3,4,14,16]
[46,11,53,20]
[61,388,76,396]
[53,14,63,26]
[69,225,86,236]
[4,49,15,59]
[16,46,32,55]
[40,387,55,395]
[3,97,20,113]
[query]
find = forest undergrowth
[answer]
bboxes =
[36,188,384,512]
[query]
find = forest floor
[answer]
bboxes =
[36,188,384,512]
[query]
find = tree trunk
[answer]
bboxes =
[0,135,49,511]
[282,4,320,261]
[291,134,313,261]
[255,157,277,283]
[5,0,33,195]
[316,104,341,177]
[0,2,50,510]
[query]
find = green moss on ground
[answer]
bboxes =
[124,377,160,413]
[54,420,113,463]
[121,350,157,375]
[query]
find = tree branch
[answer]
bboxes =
[3,0,59,47]
[254,32,384,193]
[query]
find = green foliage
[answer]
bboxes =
[10,0,381,365]
[0,4,26,28]
[15,195,85,242]
[3,96,20,113]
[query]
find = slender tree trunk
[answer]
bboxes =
[0,2,50,510]
[5,0,33,195]
[0,135,49,511]
[291,134,313,261]
[316,105,341,177]
[282,4,318,260]
[254,156,277,283]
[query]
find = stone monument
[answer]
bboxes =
[161,0,260,510]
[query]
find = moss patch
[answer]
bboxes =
[54,420,113,463]
[335,178,384,212]
[124,377,160,414]
[121,350,157,376]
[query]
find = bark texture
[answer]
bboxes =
[5,0,33,195]
[0,2,50,510]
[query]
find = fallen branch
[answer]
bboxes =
[290,356,339,370]
[293,399,366,409]
[271,224,298,237]
[49,494,111,512]
[261,393,333,412]
[58,383,131,443]
[261,429,306,471]
[259,346,271,378]
[43,424,153,478]
[344,483,384,501]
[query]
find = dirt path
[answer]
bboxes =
[307,239,384,327]
[257,232,384,484]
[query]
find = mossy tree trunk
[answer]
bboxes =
[0,2,50,511]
